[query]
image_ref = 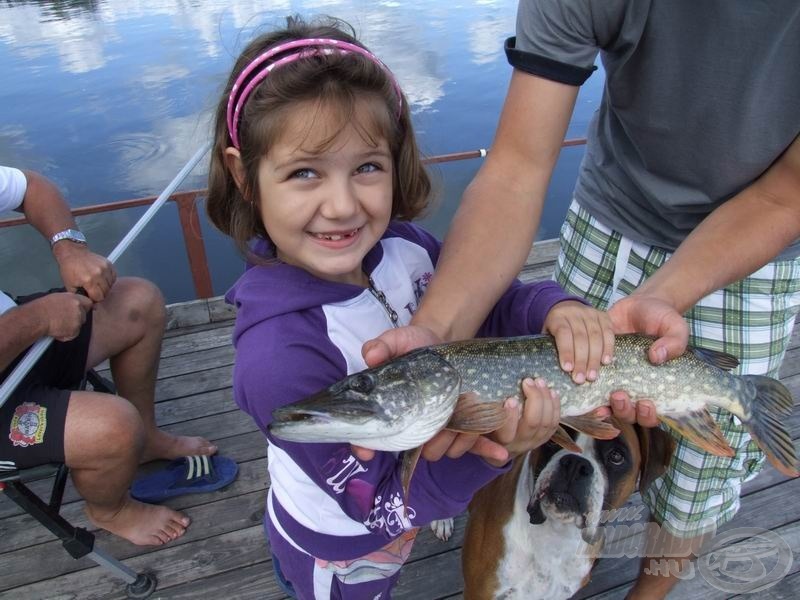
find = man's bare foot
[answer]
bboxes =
[142,429,217,463]
[86,496,191,546]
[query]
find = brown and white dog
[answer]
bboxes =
[458,420,674,600]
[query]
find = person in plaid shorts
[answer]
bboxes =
[363,1,800,597]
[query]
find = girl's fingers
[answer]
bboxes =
[552,325,575,375]
[351,445,375,461]
[470,436,510,466]
[421,430,457,461]
[490,397,521,445]
[445,433,481,459]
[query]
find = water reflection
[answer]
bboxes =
[0,0,599,302]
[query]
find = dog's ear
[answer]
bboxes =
[636,424,675,495]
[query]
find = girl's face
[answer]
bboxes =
[255,101,393,286]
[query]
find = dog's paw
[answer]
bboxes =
[430,518,454,542]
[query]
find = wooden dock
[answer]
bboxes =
[2,239,798,599]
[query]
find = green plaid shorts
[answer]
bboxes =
[555,200,800,538]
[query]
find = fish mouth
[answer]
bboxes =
[271,390,380,426]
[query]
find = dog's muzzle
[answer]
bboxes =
[527,453,596,525]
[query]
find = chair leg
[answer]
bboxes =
[2,480,157,598]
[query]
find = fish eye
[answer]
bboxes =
[607,448,626,466]
[350,373,375,394]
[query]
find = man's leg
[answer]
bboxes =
[85,277,216,461]
[64,389,191,545]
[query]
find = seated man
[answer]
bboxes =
[0,165,217,546]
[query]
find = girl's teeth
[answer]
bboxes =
[314,230,355,241]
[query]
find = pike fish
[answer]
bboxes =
[269,334,799,489]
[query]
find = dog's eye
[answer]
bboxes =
[607,449,625,466]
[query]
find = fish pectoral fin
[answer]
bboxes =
[561,410,620,440]
[446,392,507,434]
[550,425,582,453]
[400,446,423,502]
[658,409,735,457]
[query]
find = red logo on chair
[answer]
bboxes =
[9,402,48,447]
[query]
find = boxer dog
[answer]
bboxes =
[457,420,674,600]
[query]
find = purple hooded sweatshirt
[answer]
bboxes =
[226,221,577,561]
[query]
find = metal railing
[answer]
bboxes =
[0,138,587,300]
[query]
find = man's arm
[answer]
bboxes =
[363,70,585,374]
[415,70,579,341]
[610,132,800,363]
[20,170,115,301]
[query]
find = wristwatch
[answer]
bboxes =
[49,228,87,248]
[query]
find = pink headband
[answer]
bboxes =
[226,38,404,149]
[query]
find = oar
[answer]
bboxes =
[0,142,212,408]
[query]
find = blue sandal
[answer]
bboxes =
[131,455,238,503]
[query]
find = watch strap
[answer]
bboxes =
[50,228,87,248]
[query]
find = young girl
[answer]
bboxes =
[206,16,613,599]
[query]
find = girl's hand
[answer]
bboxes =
[543,300,614,384]
[487,377,561,464]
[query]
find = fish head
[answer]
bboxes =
[268,349,461,450]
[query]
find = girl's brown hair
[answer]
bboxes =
[206,15,431,258]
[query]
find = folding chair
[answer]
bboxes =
[0,369,157,599]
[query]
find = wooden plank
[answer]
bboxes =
[582,520,800,600]
[525,238,561,268]
[165,298,214,330]
[8,525,273,600]
[158,325,232,359]
[155,365,233,401]
[0,490,267,591]
[731,571,800,600]
[576,477,800,598]
[209,296,237,323]
[152,387,237,426]
[395,546,463,599]
[154,562,287,600]
[162,318,234,340]
[0,455,268,553]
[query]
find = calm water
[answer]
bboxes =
[0,0,603,303]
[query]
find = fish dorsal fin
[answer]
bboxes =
[446,392,508,434]
[690,346,739,371]
[658,409,735,457]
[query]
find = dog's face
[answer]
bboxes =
[526,420,674,545]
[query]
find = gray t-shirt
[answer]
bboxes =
[509,0,800,257]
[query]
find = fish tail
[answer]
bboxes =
[742,375,798,478]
